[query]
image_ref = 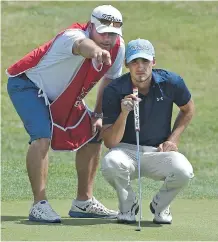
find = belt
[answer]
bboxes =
[116,143,158,153]
[18,73,30,81]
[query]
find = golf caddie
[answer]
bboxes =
[100,38,195,224]
[6,5,125,223]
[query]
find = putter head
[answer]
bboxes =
[135,228,141,231]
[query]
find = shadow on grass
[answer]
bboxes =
[60,218,162,228]
[2,216,161,228]
[2,216,27,222]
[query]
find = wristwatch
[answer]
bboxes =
[91,112,103,119]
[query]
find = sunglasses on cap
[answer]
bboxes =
[92,15,123,28]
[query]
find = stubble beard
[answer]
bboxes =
[136,74,150,83]
[134,74,152,90]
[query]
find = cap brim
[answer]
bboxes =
[126,53,153,64]
[96,25,122,36]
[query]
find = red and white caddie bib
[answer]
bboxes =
[6,23,120,151]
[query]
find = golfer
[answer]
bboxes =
[100,38,195,224]
[6,5,125,223]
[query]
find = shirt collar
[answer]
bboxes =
[121,69,164,94]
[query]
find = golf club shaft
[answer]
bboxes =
[136,131,142,230]
[133,87,142,230]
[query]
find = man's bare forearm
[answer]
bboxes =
[168,100,195,145]
[102,112,129,148]
[73,38,100,58]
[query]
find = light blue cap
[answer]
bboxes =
[125,39,155,64]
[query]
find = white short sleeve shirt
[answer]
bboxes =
[26,29,125,101]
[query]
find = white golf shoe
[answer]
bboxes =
[117,199,139,224]
[150,200,172,224]
[69,197,118,219]
[29,200,61,223]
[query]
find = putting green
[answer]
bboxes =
[1,199,218,241]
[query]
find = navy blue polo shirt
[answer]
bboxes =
[102,69,191,147]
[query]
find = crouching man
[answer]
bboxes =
[100,38,195,224]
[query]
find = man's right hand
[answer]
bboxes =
[92,48,112,66]
[121,94,141,115]
[73,39,112,66]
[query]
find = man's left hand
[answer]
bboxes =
[157,141,178,152]
[91,117,102,135]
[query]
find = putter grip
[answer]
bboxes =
[133,87,140,131]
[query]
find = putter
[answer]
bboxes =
[133,87,142,231]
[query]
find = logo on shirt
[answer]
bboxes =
[74,82,98,107]
[156,97,163,101]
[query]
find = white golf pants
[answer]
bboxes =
[101,143,194,213]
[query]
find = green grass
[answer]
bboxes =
[2,199,218,241]
[1,1,218,241]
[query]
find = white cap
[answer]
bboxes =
[90,5,123,36]
[125,39,155,64]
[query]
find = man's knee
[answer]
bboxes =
[174,168,194,187]
[102,151,119,172]
[170,152,194,184]
[30,138,50,155]
[101,150,132,187]
[102,150,133,176]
